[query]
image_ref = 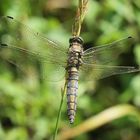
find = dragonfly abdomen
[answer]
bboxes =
[66,68,79,124]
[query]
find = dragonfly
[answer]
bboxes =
[0,15,140,124]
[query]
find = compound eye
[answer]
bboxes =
[69,38,73,43]
[69,37,83,44]
[77,37,83,44]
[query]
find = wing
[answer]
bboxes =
[82,37,132,64]
[80,64,140,81]
[0,16,68,81]
[80,37,139,81]
[0,43,66,81]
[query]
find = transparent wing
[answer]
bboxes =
[80,64,140,81]
[82,37,132,64]
[0,43,66,81]
[0,16,68,81]
[80,37,139,81]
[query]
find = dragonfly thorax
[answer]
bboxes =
[67,37,84,69]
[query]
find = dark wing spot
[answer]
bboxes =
[0,43,8,48]
[7,16,14,19]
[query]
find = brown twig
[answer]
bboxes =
[72,0,88,37]
[58,104,140,140]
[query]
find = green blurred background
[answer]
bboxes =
[0,0,140,140]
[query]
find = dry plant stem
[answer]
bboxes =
[58,104,140,140]
[53,82,67,140]
[72,0,88,36]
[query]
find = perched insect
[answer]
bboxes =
[0,16,139,123]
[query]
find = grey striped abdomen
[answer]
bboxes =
[66,70,79,124]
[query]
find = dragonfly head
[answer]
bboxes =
[69,36,84,47]
[69,37,84,53]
